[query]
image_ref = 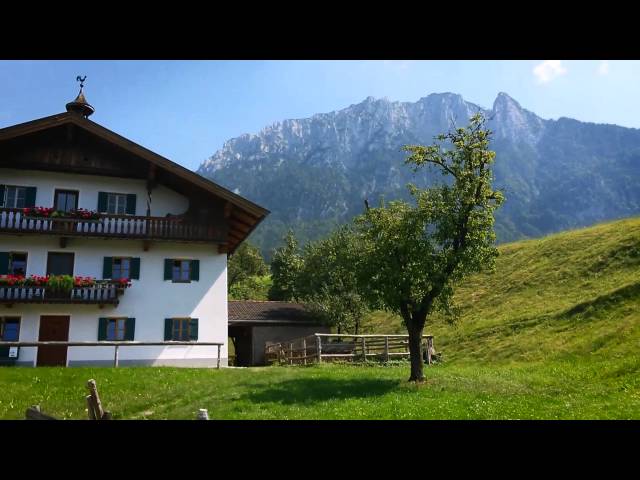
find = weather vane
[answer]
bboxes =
[76,75,87,89]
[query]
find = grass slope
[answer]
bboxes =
[364,216,640,365]
[0,217,638,419]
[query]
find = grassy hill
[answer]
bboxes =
[363,216,640,364]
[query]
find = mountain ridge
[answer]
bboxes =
[198,92,640,258]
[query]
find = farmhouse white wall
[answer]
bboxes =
[0,168,189,217]
[0,236,228,366]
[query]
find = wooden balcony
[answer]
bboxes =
[0,282,127,306]
[0,208,226,243]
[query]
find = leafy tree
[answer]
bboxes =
[296,227,369,334]
[229,275,272,301]
[228,242,268,290]
[268,230,303,301]
[352,113,504,382]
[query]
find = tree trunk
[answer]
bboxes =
[407,323,425,382]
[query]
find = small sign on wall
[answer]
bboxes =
[8,347,18,358]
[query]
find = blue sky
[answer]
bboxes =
[1,60,638,171]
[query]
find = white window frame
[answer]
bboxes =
[106,193,128,215]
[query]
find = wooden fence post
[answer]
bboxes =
[361,337,367,362]
[316,335,322,363]
[427,336,433,365]
[384,336,389,362]
[302,338,307,366]
[289,343,293,365]
[113,345,119,368]
[217,344,221,369]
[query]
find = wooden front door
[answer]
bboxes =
[37,316,70,367]
[46,252,74,276]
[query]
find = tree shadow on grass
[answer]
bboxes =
[244,377,399,405]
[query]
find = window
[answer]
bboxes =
[106,318,126,341]
[173,260,191,282]
[98,317,135,341]
[4,186,27,208]
[54,189,78,212]
[172,318,191,341]
[106,193,127,215]
[112,257,131,280]
[165,318,198,341]
[0,317,20,341]
[8,253,27,276]
[164,259,199,282]
[98,192,136,215]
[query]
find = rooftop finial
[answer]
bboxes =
[66,75,95,118]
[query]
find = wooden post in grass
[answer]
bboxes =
[197,409,209,420]
[217,345,221,369]
[289,343,293,365]
[316,335,322,364]
[86,379,111,420]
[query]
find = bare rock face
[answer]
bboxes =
[198,92,640,257]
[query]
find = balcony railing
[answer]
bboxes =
[0,208,225,243]
[0,282,126,305]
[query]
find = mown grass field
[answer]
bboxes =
[1,217,639,419]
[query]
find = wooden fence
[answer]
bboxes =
[0,341,224,368]
[265,333,435,366]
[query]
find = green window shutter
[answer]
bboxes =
[97,192,108,213]
[190,260,199,281]
[130,258,140,280]
[103,257,113,279]
[164,259,173,280]
[25,187,37,207]
[164,318,173,341]
[98,318,108,341]
[189,318,199,341]
[126,194,136,215]
[124,318,136,341]
[0,185,5,207]
[0,252,9,275]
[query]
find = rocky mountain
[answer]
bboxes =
[198,92,640,259]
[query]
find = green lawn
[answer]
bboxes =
[1,357,638,419]
[1,217,639,420]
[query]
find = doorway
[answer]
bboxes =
[46,252,74,276]
[37,315,70,366]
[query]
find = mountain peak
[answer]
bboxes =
[493,92,521,111]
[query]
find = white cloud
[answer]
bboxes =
[533,60,567,84]
[597,61,609,75]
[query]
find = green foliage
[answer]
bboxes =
[229,275,272,301]
[354,114,503,321]
[47,275,74,296]
[268,230,303,301]
[296,227,369,334]
[227,242,268,289]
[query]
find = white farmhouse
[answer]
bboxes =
[0,84,268,367]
